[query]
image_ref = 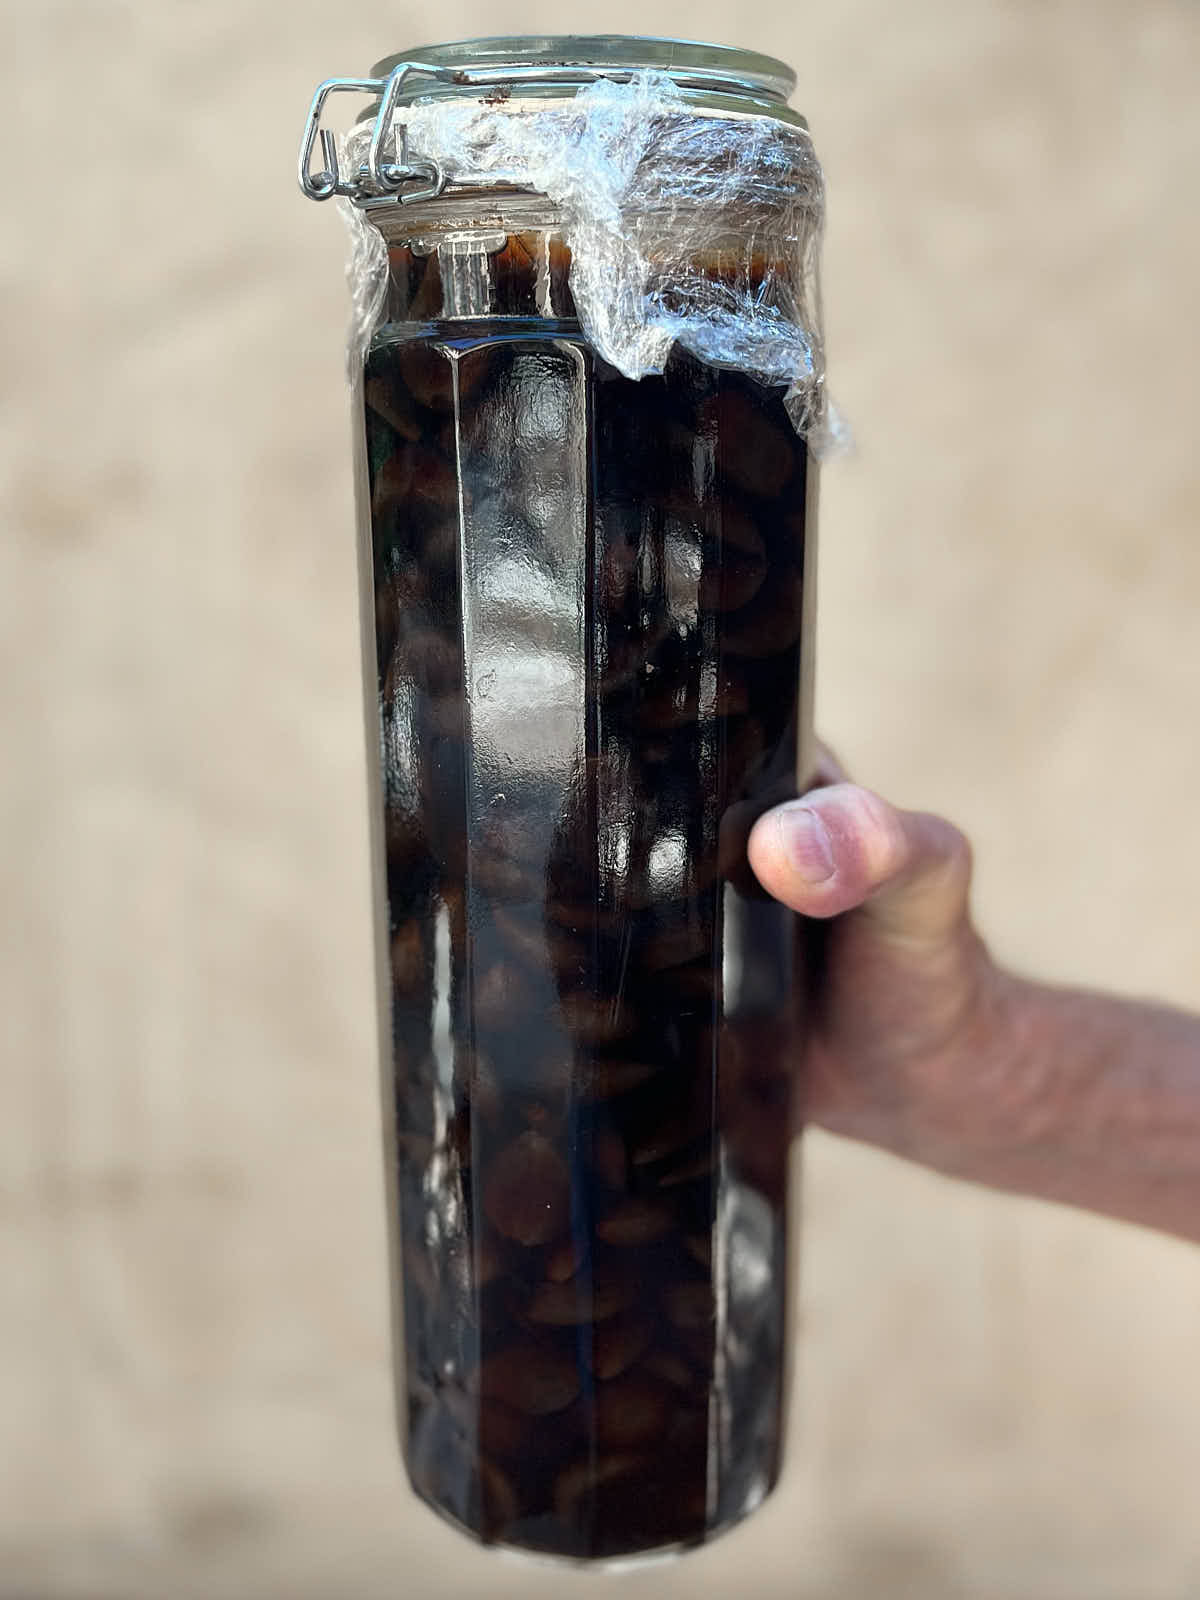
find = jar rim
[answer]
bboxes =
[370,35,798,116]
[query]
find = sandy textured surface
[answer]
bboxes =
[3,3,1199,1595]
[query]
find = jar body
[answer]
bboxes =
[357,215,816,1560]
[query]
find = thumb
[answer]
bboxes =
[746,783,972,944]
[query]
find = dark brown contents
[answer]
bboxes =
[365,237,809,1559]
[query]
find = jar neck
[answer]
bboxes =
[367,195,800,328]
[382,229,576,324]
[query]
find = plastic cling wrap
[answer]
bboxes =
[343,70,831,439]
[339,195,390,378]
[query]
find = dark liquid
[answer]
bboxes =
[364,240,810,1559]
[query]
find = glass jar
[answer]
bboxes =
[300,35,824,1562]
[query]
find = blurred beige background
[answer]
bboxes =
[3,2,1199,1596]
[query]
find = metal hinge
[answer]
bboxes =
[297,64,448,205]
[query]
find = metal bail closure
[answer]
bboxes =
[297,66,446,204]
[299,42,803,207]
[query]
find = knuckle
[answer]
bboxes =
[934,820,973,891]
[850,787,909,880]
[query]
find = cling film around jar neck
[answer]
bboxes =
[299,37,833,444]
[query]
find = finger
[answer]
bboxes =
[812,739,847,787]
[717,736,848,900]
[718,775,800,899]
[746,782,972,941]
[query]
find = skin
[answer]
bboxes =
[747,765,1200,1244]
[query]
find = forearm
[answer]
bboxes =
[914,975,1200,1242]
[749,779,1200,1243]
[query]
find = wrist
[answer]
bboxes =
[891,961,1064,1182]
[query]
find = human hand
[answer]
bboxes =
[747,753,1023,1175]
